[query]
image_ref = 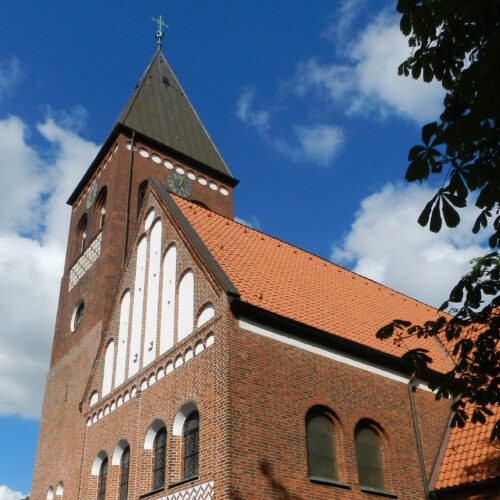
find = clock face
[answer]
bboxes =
[167,172,192,198]
[86,182,98,209]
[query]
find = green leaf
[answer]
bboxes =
[421,122,438,145]
[441,197,460,227]
[429,198,443,232]
[418,196,437,227]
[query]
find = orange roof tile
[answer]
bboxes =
[435,406,500,489]
[173,195,451,372]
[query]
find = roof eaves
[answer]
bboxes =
[430,477,500,499]
[230,297,443,383]
[149,177,240,299]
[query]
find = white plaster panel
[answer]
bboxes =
[178,270,194,341]
[128,237,147,377]
[89,391,98,407]
[102,339,115,397]
[160,245,177,354]
[144,209,155,231]
[68,232,102,290]
[114,290,131,388]
[143,220,162,367]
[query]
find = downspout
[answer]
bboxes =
[122,130,135,266]
[408,375,430,499]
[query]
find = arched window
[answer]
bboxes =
[137,180,148,216]
[355,424,385,490]
[306,407,338,481]
[183,411,199,479]
[153,427,166,489]
[77,215,88,254]
[95,188,107,230]
[98,457,108,500]
[119,445,130,500]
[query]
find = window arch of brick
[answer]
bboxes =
[305,406,339,482]
[354,420,386,491]
[76,214,88,255]
[95,187,107,231]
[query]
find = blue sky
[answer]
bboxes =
[0,1,486,497]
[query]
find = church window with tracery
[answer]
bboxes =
[95,188,107,230]
[77,214,88,254]
[152,427,167,489]
[183,411,199,479]
[97,457,108,500]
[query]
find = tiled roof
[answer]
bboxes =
[435,405,500,489]
[173,195,451,372]
[117,50,231,177]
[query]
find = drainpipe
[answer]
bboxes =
[122,130,135,266]
[408,375,430,499]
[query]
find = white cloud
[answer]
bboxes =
[0,58,21,101]
[323,0,366,47]
[234,215,261,230]
[0,113,99,418]
[236,88,270,133]
[293,12,444,124]
[275,124,344,166]
[0,485,27,500]
[331,183,485,307]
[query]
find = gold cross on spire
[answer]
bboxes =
[151,15,169,49]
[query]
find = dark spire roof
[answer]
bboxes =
[117,50,232,177]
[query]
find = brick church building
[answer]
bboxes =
[31,42,499,500]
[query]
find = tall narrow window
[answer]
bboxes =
[77,215,87,254]
[152,427,166,489]
[97,457,108,500]
[355,424,385,490]
[306,408,338,481]
[183,411,199,479]
[119,446,130,500]
[95,188,107,229]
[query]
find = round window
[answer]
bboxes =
[71,301,84,332]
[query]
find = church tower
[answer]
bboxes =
[32,30,457,500]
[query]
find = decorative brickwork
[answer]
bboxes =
[68,231,102,290]
[159,480,214,500]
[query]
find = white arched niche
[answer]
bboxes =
[177,270,194,341]
[160,245,177,354]
[197,304,215,328]
[46,486,54,500]
[102,340,115,397]
[56,481,64,496]
[144,419,166,450]
[114,290,131,388]
[129,236,147,377]
[143,219,162,367]
[173,401,198,436]
[91,450,108,476]
[112,439,130,466]
[89,390,98,407]
[144,207,155,231]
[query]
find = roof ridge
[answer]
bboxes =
[175,194,439,313]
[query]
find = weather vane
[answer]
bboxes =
[151,15,169,49]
